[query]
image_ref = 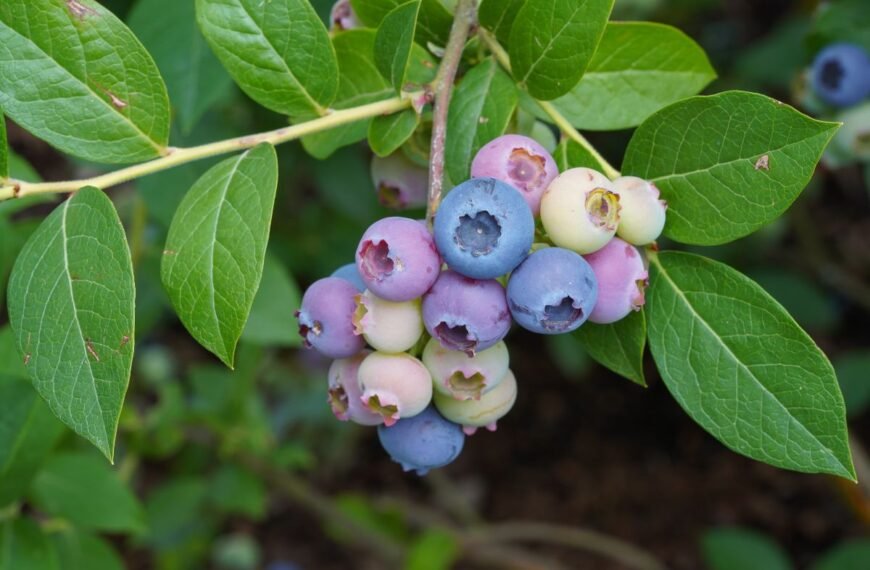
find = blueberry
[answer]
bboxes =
[433,369,517,435]
[422,337,509,401]
[358,352,433,426]
[422,270,511,356]
[327,351,383,425]
[352,289,423,353]
[296,277,365,358]
[371,153,428,210]
[356,217,441,302]
[470,134,559,216]
[540,168,620,254]
[330,0,359,31]
[377,406,465,475]
[584,238,648,324]
[811,43,870,107]
[506,247,598,334]
[330,262,366,292]
[612,176,667,246]
[433,178,534,279]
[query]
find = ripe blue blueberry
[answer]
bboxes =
[433,178,534,279]
[811,43,870,107]
[330,262,366,292]
[506,247,598,334]
[422,270,511,356]
[377,405,465,475]
[296,277,365,358]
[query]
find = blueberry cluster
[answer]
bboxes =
[811,43,870,108]
[296,134,667,475]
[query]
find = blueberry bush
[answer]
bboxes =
[0,0,864,567]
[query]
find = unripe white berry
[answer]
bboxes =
[540,168,620,254]
[422,338,509,401]
[433,369,517,434]
[358,352,433,426]
[352,290,423,353]
[612,176,667,245]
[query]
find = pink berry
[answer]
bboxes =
[330,0,359,31]
[584,238,649,324]
[371,153,428,209]
[296,277,365,358]
[327,351,383,425]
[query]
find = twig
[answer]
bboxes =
[425,0,477,225]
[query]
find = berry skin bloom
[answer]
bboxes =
[433,177,535,279]
[330,262,366,292]
[811,43,870,108]
[470,134,559,216]
[422,337,510,401]
[357,352,433,427]
[584,238,648,324]
[506,247,598,334]
[352,289,423,353]
[327,351,383,426]
[296,277,365,358]
[611,176,668,246]
[422,270,512,356]
[433,369,517,435]
[540,167,620,254]
[370,152,428,210]
[377,406,465,475]
[356,217,441,302]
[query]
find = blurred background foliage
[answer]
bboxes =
[2,0,870,569]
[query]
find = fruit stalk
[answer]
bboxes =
[425,0,478,226]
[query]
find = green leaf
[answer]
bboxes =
[350,0,450,47]
[0,110,6,179]
[7,187,135,461]
[702,528,792,570]
[554,138,607,172]
[241,253,302,348]
[209,464,267,519]
[509,0,615,100]
[0,0,170,163]
[374,1,420,91]
[406,529,460,570]
[811,539,870,570]
[547,22,716,130]
[0,518,59,570]
[369,109,420,157]
[445,58,518,184]
[478,0,525,47]
[647,251,854,480]
[161,144,278,368]
[128,0,233,133]
[0,370,64,507]
[7,150,42,182]
[622,91,839,246]
[53,531,124,570]
[809,0,870,53]
[574,310,646,386]
[833,352,870,418]
[30,451,145,533]
[196,0,338,118]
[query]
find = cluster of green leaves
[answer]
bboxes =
[0,5,860,564]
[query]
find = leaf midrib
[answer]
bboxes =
[651,255,848,473]
[519,2,587,85]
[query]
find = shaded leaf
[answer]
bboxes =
[554,139,607,175]
[702,528,792,570]
[350,0,450,46]
[53,531,124,570]
[241,253,303,348]
[478,0,525,47]
[811,539,870,570]
[833,352,870,418]
[574,310,646,386]
[0,110,6,178]
[406,529,460,570]
[0,518,59,570]
[368,109,420,157]
[374,0,420,91]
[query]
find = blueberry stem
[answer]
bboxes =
[0,93,420,201]
[479,29,622,180]
[425,0,478,226]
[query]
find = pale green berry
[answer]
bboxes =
[612,176,667,245]
[540,167,620,254]
[352,290,423,353]
[433,369,517,434]
[422,337,509,401]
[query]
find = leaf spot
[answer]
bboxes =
[85,339,101,362]
[23,353,31,366]
[67,0,97,19]
[754,154,770,171]
[119,335,130,349]
[163,249,176,256]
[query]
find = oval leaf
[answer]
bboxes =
[241,253,302,348]
[0,0,170,163]
[7,187,135,462]
[623,91,840,245]
[368,108,420,157]
[509,0,615,100]
[574,310,646,386]
[196,0,338,118]
[702,528,793,570]
[374,0,420,91]
[53,531,124,570]
[351,0,450,47]
[0,519,59,570]
[445,58,518,184]
[549,22,716,130]
[479,0,526,47]
[161,143,278,368]
[647,251,854,480]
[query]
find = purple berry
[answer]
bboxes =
[377,406,465,475]
[358,352,433,426]
[327,351,383,426]
[296,277,365,358]
[470,134,559,216]
[433,178,534,279]
[330,0,359,31]
[330,262,366,292]
[506,247,598,334]
[584,238,648,324]
[356,217,441,302]
[371,153,428,209]
[422,270,511,356]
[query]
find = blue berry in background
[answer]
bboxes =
[378,406,465,475]
[811,43,870,107]
[506,247,598,334]
[433,177,534,279]
[422,270,511,356]
[330,262,366,292]
[296,277,365,358]
[356,217,441,302]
